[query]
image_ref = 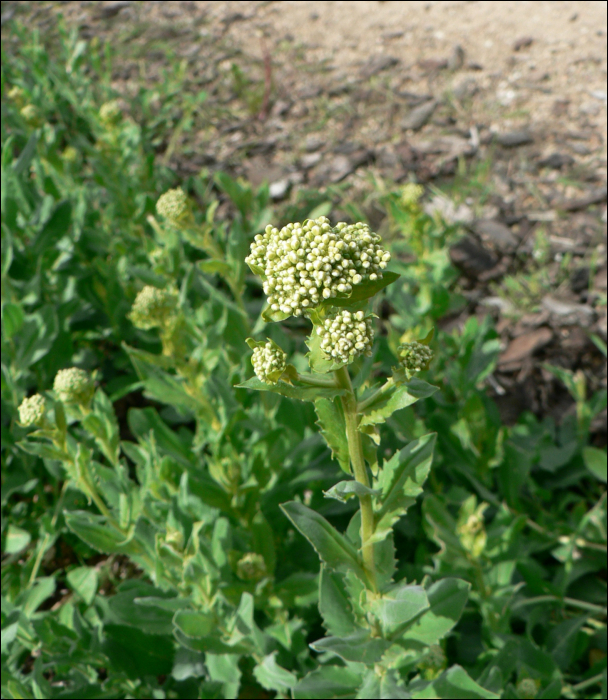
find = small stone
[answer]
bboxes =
[447,45,465,71]
[424,195,474,224]
[473,220,518,252]
[513,36,533,51]
[558,187,607,212]
[305,136,324,152]
[542,296,595,327]
[539,153,574,169]
[496,130,534,147]
[269,179,290,200]
[498,328,552,368]
[401,99,438,131]
[98,1,131,18]
[570,267,590,294]
[450,236,498,276]
[360,55,399,79]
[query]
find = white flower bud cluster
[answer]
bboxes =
[317,309,374,364]
[252,341,286,385]
[18,394,46,427]
[401,182,424,209]
[156,188,190,224]
[130,286,178,330]
[246,216,391,317]
[99,100,121,124]
[53,368,94,405]
[398,341,433,375]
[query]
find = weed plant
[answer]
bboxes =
[1,19,606,700]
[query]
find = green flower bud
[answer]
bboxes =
[53,368,95,406]
[8,86,26,108]
[156,188,191,225]
[252,340,286,385]
[61,146,78,163]
[246,217,391,317]
[418,644,446,680]
[398,341,433,378]
[516,678,539,699]
[18,394,46,427]
[20,104,42,127]
[236,552,267,581]
[129,285,178,330]
[317,308,374,365]
[99,100,121,125]
[401,182,424,209]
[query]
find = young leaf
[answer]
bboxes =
[310,631,391,664]
[372,433,436,543]
[360,378,438,430]
[321,271,400,309]
[280,501,367,582]
[237,376,345,402]
[583,446,607,482]
[66,567,98,606]
[319,567,358,636]
[357,669,410,699]
[292,665,364,700]
[253,652,297,693]
[315,398,351,474]
[369,582,429,638]
[411,664,500,699]
[306,328,347,374]
[402,578,470,646]
[323,480,380,503]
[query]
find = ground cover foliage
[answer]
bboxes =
[1,21,607,700]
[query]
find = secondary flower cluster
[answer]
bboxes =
[54,368,94,405]
[317,309,374,365]
[18,394,46,427]
[246,217,391,317]
[130,286,178,330]
[156,188,190,225]
[252,341,286,385]
[398,341,433,377]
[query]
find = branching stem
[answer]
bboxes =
[335,365,377,591]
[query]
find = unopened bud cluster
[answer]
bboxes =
[401,182,424,209]
[398,341,433,375]
[130,286,178,330]
[516,679,539,700]
[54,368,94,405]
[99,100,121,124]
[246,217,391,317]
[236,552,267,581]
[156,188,190,224]
[20,104,42,126]
[18,394,46,427]
[317,309,374,364]
[252,341,286,385]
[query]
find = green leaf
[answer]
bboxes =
[66,567,98,605]
[205,653,242,700]
[21,576,56,617]
[102,624,174,678]
[324,480,380,503]
[412,665,500,699]
[251,510,277,575]
[321,271,400,309]
[253,652,297,692]
[237,376,345,402]
[319,567,358,636]
[173,627,250,656]
[373,434,436,543]
[198,258,232,276]
[315,398,351,474]
[546,615,587,669]
[360,379,438,429]
[32,200,72,254]
[109,585,174,635]
[17,440,65,462]
[280,501,367,581]
[403,578,471,646]
[310,631,391,663]
[4,524,31,554]
[583,447,607,482]
[64,511,143,557]
[306,328,347,373]
[172,610,215,638]
[369,582,429,638]
[293,665,364,699]
[357,669,411,699]
[2,302,25,339]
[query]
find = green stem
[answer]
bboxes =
[512,595,607,616]
[357,378,395,413]
[335,365,377,591]
[571,672,605,693]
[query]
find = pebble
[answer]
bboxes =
[401,99,438,131]
[269,179,290,200]
[450,236,498,275]
[360,55,399,79]
[473,220,518,252]
[539,153,574,169]
[496,130,534,147]
[498,327,553,369]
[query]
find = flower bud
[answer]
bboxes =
[401,182,424,209]
[398,341,433,378]
[99,100,121,125]
[317,309,374,365]
[236,552,267,581]
[252,340,287,385]
[18,394,46,427]
[156,188,191,225]
[53,368,95,406]
[129,286,178,330]
[516,678,539,699]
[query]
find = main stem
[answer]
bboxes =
[335,365,377,591]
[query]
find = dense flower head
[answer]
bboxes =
[53,368,94,405]
[516,679,539,700]
[129,286,178,330]
[252,341,286,385]
[18,394,46,427]
[20,104,41,126]
[236,552,267,581]
[317,309,374,365]
[99,100,121,124]
[246,216,391,317]
[8,86,26,108]
[401,182,424,208]
[398,341,433,376]
[156,188,190,224]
